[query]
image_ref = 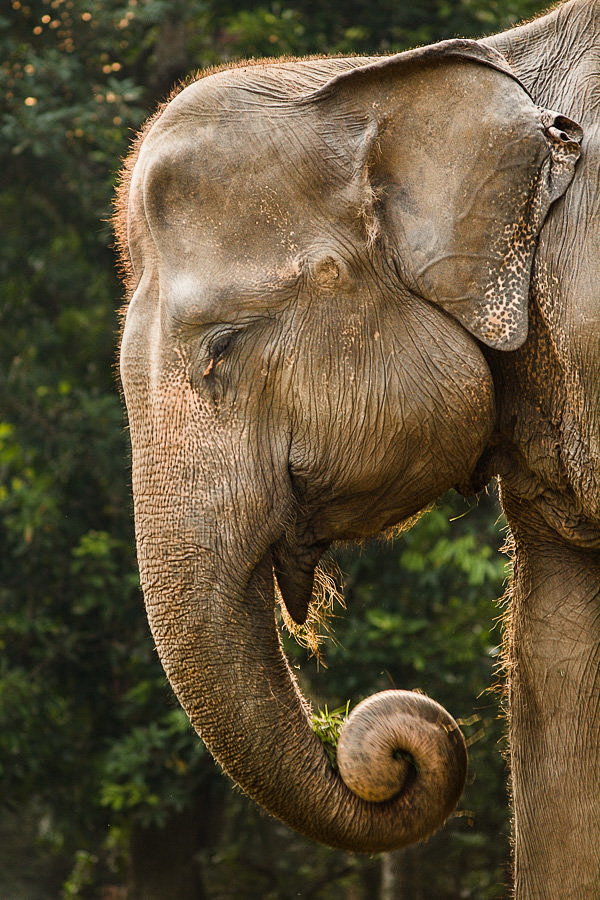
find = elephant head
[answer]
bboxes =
[117,39,580,851]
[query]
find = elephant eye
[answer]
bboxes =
[211,332,236,360]
[203,330,238,377]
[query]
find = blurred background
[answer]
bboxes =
[1,1,550,897]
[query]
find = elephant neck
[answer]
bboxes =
[484,1,599,119]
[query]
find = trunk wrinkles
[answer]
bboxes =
[140,530,466,852]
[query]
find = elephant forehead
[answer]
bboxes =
[156,263,302,325]
[140,110,363,241]
[133,116,368,318]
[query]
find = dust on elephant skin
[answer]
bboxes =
[116,7,598,894]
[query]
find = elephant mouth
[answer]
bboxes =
[271,536,330,625]
[270,495,427,625]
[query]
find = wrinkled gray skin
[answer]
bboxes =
[118,1,598,895]
[482,6,600,897]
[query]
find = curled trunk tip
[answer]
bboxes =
[337,690,467,834]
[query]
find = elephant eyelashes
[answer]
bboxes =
[203,331,237,377]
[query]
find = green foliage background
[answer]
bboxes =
[1,1,548,897]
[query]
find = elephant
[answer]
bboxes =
[116,0,599,895]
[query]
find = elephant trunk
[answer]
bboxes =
[139,511,466,852]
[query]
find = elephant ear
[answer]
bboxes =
[307,40,581,350]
